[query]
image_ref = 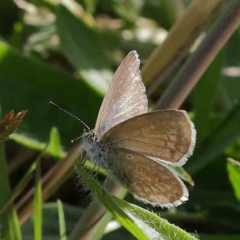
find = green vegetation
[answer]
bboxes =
[0,0,240,239]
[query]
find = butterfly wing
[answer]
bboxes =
[101,110,196,166]
[94,51,148,138]
[108,148,188,208]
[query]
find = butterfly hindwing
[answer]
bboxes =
[101,110,196,166]
[108,148,188,207]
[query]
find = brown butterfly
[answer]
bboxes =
[51,51,196,208]
[80,51,196,208]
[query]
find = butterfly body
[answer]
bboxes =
[80,51,196,208]
[82,132,110,170]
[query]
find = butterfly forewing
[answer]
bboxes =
[101,110,196,166]
[108,148,188,207]
[94,51,148,138]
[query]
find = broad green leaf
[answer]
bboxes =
[158,0,180,29]
[227,158,240,201]
[0,40,102,148]
[84,0,97,14]
[187,190,240,231]
[188,190,239,209]
[193,50,224,144]
[110,0,144,23]
[186,102,240,174]
[225,136,240,159]
[56,5,113,93]
[57,200,67,240]
[0,0,18,36]
[142,0,184,29]
[76,164,198,240]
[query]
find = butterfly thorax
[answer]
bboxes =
[81,131,110,169]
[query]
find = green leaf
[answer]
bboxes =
[34,156,42,240]
[188,190,239,209]
[10,127,63,160]
[83,0,97,14]
[0,40,103,148]
[32,144,50,240]
[10,133,66,158]
[200,235,240,240]
[0,0,18,36]
[187,190,240,231]
[227,158,240,201]
[110,0,144,24]
[47,127,63,159]
[170,166,194,186]
[75,164,198,240]
[57,200,67,240]
[56,5,113,93]
[158,0,179,29]
[193,50,224,144]
[186,101,240,174]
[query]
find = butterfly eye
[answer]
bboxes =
[88,136,94,144]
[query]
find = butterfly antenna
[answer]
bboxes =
[49,101,91,132]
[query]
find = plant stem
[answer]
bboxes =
[156,0,240,110]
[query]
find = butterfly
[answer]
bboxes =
[56,51,196,208]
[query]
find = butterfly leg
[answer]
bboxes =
[79,148,88,166]
[101,187,106,199]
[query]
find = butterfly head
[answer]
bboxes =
[81,131,98,152]
[80,130,110,169]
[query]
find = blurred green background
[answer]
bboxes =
[1,0,240,239]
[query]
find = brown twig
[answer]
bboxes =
[156,0,240,110]
[142,0,223,96]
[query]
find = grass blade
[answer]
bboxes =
[0,143,22,240]
[227,158,240,201]
[34,157,42,240]
[57,199,67,240]
[0,159,37,215]
[56,5,112,93]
